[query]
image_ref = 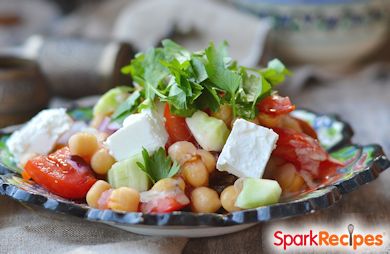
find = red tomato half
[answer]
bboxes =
[257,95,295,115]
[164,104,195,146]
[24,147,97,199]
[272,128,342,179]
[140,196,187,213]
[292,117,318,139]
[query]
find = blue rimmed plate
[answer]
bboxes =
[0,107,388,237]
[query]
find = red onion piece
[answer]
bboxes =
[98,117,121,135]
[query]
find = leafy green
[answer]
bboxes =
[204,42,241,96]
[161,39,191,64]
[136,147,180,184]
[233,68,273,119]
[111,90,143,123]
[195,81,221,112]
[190,57,208,83]
[159,58,203,116]
[122,39,291,120]
[260,59,291,86]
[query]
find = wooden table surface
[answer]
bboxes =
[184,66,390,254]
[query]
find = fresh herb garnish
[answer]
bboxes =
[120,39,291,120]
[136,147,180,184]
[111,90,142,123]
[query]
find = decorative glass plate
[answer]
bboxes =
[0,107,388,237]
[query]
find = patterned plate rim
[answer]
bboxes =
[0,110,388,227]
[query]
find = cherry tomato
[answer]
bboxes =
[257,95,295,115]
[317,157,345,179]
[24,147,97,199]
[292,117,318,139]
[272,128,342,179]
[140,196,187,213]
[164,104,195,145]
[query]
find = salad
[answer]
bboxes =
[5,40,342,214]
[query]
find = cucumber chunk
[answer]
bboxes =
[185,111,229,151]
[93,87,131,116]
[235,178,282,209]
[108,153,151,191]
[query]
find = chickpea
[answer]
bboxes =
[220,185,241,212]
[168,141,196,165]
[182,159,209,187]
[196,149,216,173]
[191,187,221,213]
[152,177,186,192]
[263,156,286,179]
[86,180,111,208]
[90,148,116,175]
[212,104,233,126]
[287,174,305,193]
[273,163,305,193]
[273,163,296,191]
[107,187,140,212]
[69,132,99,157]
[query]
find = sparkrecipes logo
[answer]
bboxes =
[271,223,385,251]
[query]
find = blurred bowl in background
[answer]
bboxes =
[0,0,59,47]
[0,56,49,127]
[229,0,389,68]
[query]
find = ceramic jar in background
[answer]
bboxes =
[229,0,389,70]
[0,56,49,127]
[36,37,133,98]
[0,36,134,98]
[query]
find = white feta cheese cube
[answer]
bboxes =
[6,108,73,162]
[216,119,279,178]
[105,111,168,161]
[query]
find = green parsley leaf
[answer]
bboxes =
[159,54,203,117]
[122,40,291,120]
[136,147,180,184]
[167,79,188,109]
[260,58,292,86]
[111,90,142,123]
[195,81,221,112]
[143,49,169,99]
[190,57,208,83]
[137,98,153,112]
[204,42,242,96]
[168,104,197,117]
[162,39,191,64]
[241,70,262,103]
